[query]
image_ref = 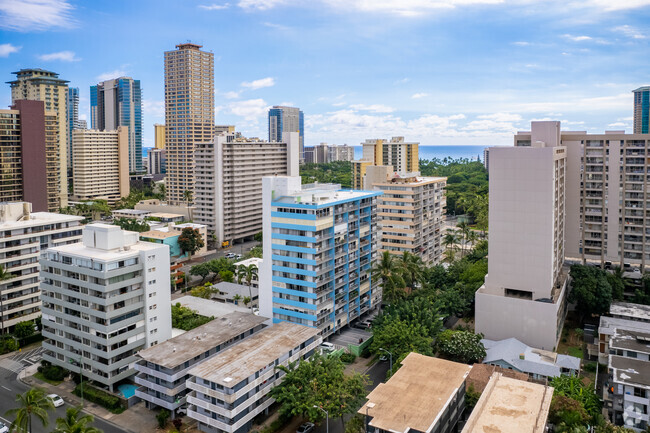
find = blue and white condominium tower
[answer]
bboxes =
[260,176,382,336]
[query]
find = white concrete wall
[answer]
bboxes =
[284,131,300,177]
[141,243,172,346]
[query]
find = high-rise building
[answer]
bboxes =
[0,100,62,212]
[194,131,299,245]
[165,43,214,205]
[633,86,650,134]
[260,176,382,336]
[71,127,130,204]
[147,149,166,175]
[351,137,419,189]
[268,106,304,160]
[0,202,82,333]
[90,77,143,173]
[41,224,172,392]
[154,124,165,150]
[304,143,355,164]
[8,69,69,207]
[328,143,355,162]
[67,87,79,169]
[476,122,569,350]
[364,167,447,265]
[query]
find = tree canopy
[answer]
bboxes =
[300,161,352,188]
[435,329,486,364]
[568,265,614,319]
[178,227,204,258]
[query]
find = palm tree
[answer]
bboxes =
[467,230,479,250]
[443,229,459,253]
[397,251,424,292]
[456,221,470,257]
[52,406,102,433]
[6,388,54,433]
[243,296,252,309]
[157,183,166,202]
[443,248,456,264]
[232,294,242,305]
[371,251,406,304]
[236,264,258,312]
[183,190,193,206]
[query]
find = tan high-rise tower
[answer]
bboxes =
[8,68,69,207]
[164,43,214,204]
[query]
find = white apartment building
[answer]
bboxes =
[71,127,130,204]
[194,131,299,245]
[0,202,83,332]
[186,321,321,433]
[352,137,419,189]
[135,312,266,417]
[40,224,171,391]
[260,176,382,336]
[476,121,569,350]
[364,167,446,265]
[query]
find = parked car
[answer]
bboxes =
[0,421,8,433]
[319,342,335,353]
[296,422,315,433]
[47,394,64,408]
[225,252,237,259]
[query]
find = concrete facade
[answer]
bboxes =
[260,176,382,336]
[0,202,83,332]
[71,127,130,204]
[194,131,299,245]
[268,106,304,161]
[154,124,165,149]
[40,224,172,391]
[147,149,166,175]
[352,137,418,189]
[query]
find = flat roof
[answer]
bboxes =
[599,316,650,336]
[137,312,266,368]
[139,230,178,240]
[175,296,249,317]
[462,374,553,433]
[359,353,472,433]
[610,302,650,322]
[0,211,83,229]
[149,212,185,219]
[610,328,650,355]
[49,234,160,260]
[610,355,650,388]
[273,183,380,206]
[113,209,151,215]
[373,176,447,187]
[465,364,528,393]
[235,257,263,268]
[188,322,319,385]
[213,282,259,297]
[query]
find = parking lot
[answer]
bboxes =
[328,326,372,349]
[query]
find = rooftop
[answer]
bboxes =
[610,329,650,355]
[149,212,185,219]
[374,175,447,187]
[234,257,263,268]
[273,182,381,206]
[599,315,650,336]
[461,374,553,433]
[359,353,472,433]
[610,355,650,388]
[139,230,179,240]
[112,209,151,216]
[0,211,82,229]
[213,282,259,298]
[188,322,319,386]
[610,302,650,322]
[136,312,266,369]
[465,364,529,393]
[175,296,249,318]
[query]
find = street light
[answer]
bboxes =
[365,402,375,433]
[313,405,328,433]
[379,348,392,373]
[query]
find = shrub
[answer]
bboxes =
[157,409,170,429]
[38,363,68,381]
[74,383,123,412]
[172,418,182,430]
[583,362,598,373]
[340,352,356,363]
[0,336,18,354]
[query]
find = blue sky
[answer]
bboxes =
[1,0,650,148]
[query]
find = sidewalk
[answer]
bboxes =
[19,363,158,433]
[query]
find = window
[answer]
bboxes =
[148,280,156,285]
[148,267,156,272]
[149,304,157,310]
[634,387,647,398]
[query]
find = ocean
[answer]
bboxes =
[353,145,486,162]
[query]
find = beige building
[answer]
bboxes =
[351,137,418,189]
[194,131,299,245]
[71,127,129,204]
[154,124,165,149]
[164,43,214,205]
[476,121,569,350]
[365,166,446,264]
[8,68,68,207]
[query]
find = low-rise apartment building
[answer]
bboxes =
[0,202,83,332]
[186,322,321,433]
[590,303,650,364]
[260,176,382,336]
[360,352,472,433]
[134,312,266,417]
[194,131,299,246]
[40,224,172,392]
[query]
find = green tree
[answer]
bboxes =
[253,231,263,244]
[183,190,193,206]
[548,395,590,430]
[6,388,54,433]
[550,375,602,421]
[371,251,406,304]
[14,321,35,341]
[244,245,263,259]
[113,218,150,233]
[190,283,220,299]
[219,270,234,283]
[156,183,166,201]
[271,353,368,427]
[189,263,211,282]
[300,161,352,188]
[568,265,613,321]
[397,251,424,290]
[0,264,14,282]
[436,329,486,364]
[236,264,258,312]
[178,227,204,259]
[243,296,252,308]
[370,319,434,360]
[171,303,213,331]
[52,406,102,433]
[443,229,458,253]
[344,414,365,433]
[232,294,242,305]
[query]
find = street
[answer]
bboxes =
[0,348,125,433]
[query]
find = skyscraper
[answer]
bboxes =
[164,43,214,205]
[268,106,304,160]
[154,123,165,149]
[8,68,69,207]
[633,86,650,134]
[90,77,143,173]
[351,137,419,189]
[67,87,79,169]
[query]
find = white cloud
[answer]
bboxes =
[0,43,20,57]
[612,25,647,39]
[241,77,275,90]
[229,99,269,120]
[198,3,230,10]
[142,99,164,118]
[38,50,80,61]
[394,77,410,84]
[263,22,291,31]
[0,0,75,31]
[607,122,627,127]
[580,0,650,11]
[96,70,128,82]
[512,41,530,46]
[223,91,240,99]
[322,0,504,17]
[477,112,522,122]
[237,0,286,10]
[411,93,429,99]
[563,34,592,42]
[279,101,294,106]
[349,103,394,113]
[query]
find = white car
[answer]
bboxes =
[47,394,64,408]
[319,342,335,353]
[0,421,8,433]
[225,252,237,259]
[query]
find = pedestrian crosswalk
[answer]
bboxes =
[0,346,45,375]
